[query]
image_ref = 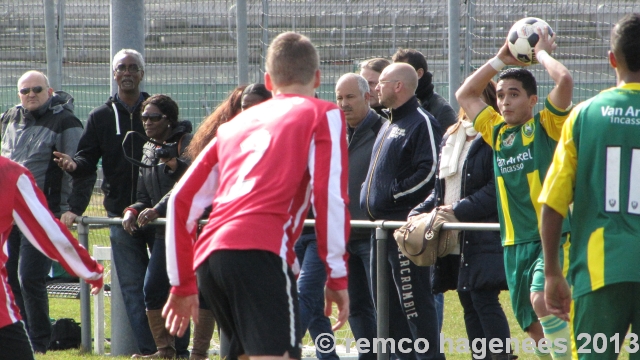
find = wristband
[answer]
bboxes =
[536,50,551,64]
[489,57,505,71]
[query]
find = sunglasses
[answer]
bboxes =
[141,113,167,123]
[19,86,44,95]
[115,64,141,74]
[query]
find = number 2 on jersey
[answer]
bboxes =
[218,129,271,203]
[605,147,640,214]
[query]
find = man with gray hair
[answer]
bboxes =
[360,63,444,359]
[335,73,384,360]
[54,49,173,357]
[1,70,83,353]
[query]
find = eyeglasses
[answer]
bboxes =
[378,80,400,85]
[19,86,44,95]
[115,64,141,74]
[141,113,166,123]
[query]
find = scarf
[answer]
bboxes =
[439,121,478,178]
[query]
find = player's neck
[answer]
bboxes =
[616,70,640,86]
[272,84,317,98]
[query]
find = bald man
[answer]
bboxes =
[360,63,444,360]
[0,70,83,353]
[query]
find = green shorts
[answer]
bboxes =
[504,235,569,331]
[572,282,640,360]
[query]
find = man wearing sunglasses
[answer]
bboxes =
[0,70,84,353]
[53,49,161,357]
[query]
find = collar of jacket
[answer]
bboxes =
[388,95,421,123]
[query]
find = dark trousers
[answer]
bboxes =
[6,226,52,353]
[370,230,445,360]
[0,321,35,360]
[458,289,511,359]
[144,234,190,356]
[347,237,377,360]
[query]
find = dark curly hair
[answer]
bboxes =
[141,94,180,127]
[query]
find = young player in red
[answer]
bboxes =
[0,156,103,360]
[162,32,350,360]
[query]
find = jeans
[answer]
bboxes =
[294,234,339,360]
[458,289,510,359]
[109,220,156,354]
[370,230,445,360]
[434,293,444,332]
[0,321,35,360]
[6,226,53,353]
[347,237,377,360]
[144,233,190,357]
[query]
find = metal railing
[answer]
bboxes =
[75,216,499,359]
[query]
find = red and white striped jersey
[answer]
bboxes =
[166,94,350,296]
[0,156,103,329]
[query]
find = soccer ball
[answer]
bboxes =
[507,17,554,65]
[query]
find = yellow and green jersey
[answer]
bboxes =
[474,98,572,246]
[540,83,640,298]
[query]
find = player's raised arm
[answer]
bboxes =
[456,41,526,122]
[534,27,573,110]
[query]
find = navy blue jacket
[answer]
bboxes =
[360,96,442,221]
[410,133,507,293]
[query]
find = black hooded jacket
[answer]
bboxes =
[67,93,150,216]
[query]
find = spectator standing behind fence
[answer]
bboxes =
[410,81,512,360]
[359,58,391,117]
[241,83,272,111]
[53,49,157,356]
[163,32,350,360]
[539,14,640,360]
[0,70,84,353]
[335,73,383,360]
[360,63,443,360]
[393,48,457,131]
[456,27,573,360]
[121,95,193,359]
[0,156,104,360]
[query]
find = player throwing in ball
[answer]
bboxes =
[456,26,573,360]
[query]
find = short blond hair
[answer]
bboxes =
[266,32,319,87]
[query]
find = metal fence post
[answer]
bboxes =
[237,0,249,86]
[44,0,63,90]
[109,0,145,354]
[375,226,389,360]
[448,0,461,111]
[76,219,92,353]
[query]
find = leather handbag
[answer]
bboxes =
[393,208,460,266]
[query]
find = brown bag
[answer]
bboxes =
[393,208,460,266]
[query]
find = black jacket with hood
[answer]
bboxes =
[416,71,458,132]
[67,93,150,216]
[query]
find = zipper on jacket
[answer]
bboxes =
[365,123,393,219]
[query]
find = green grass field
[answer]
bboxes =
[38,290,634,360]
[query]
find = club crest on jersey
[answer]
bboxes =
[522,121,535,138]
[502,132,516,148]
